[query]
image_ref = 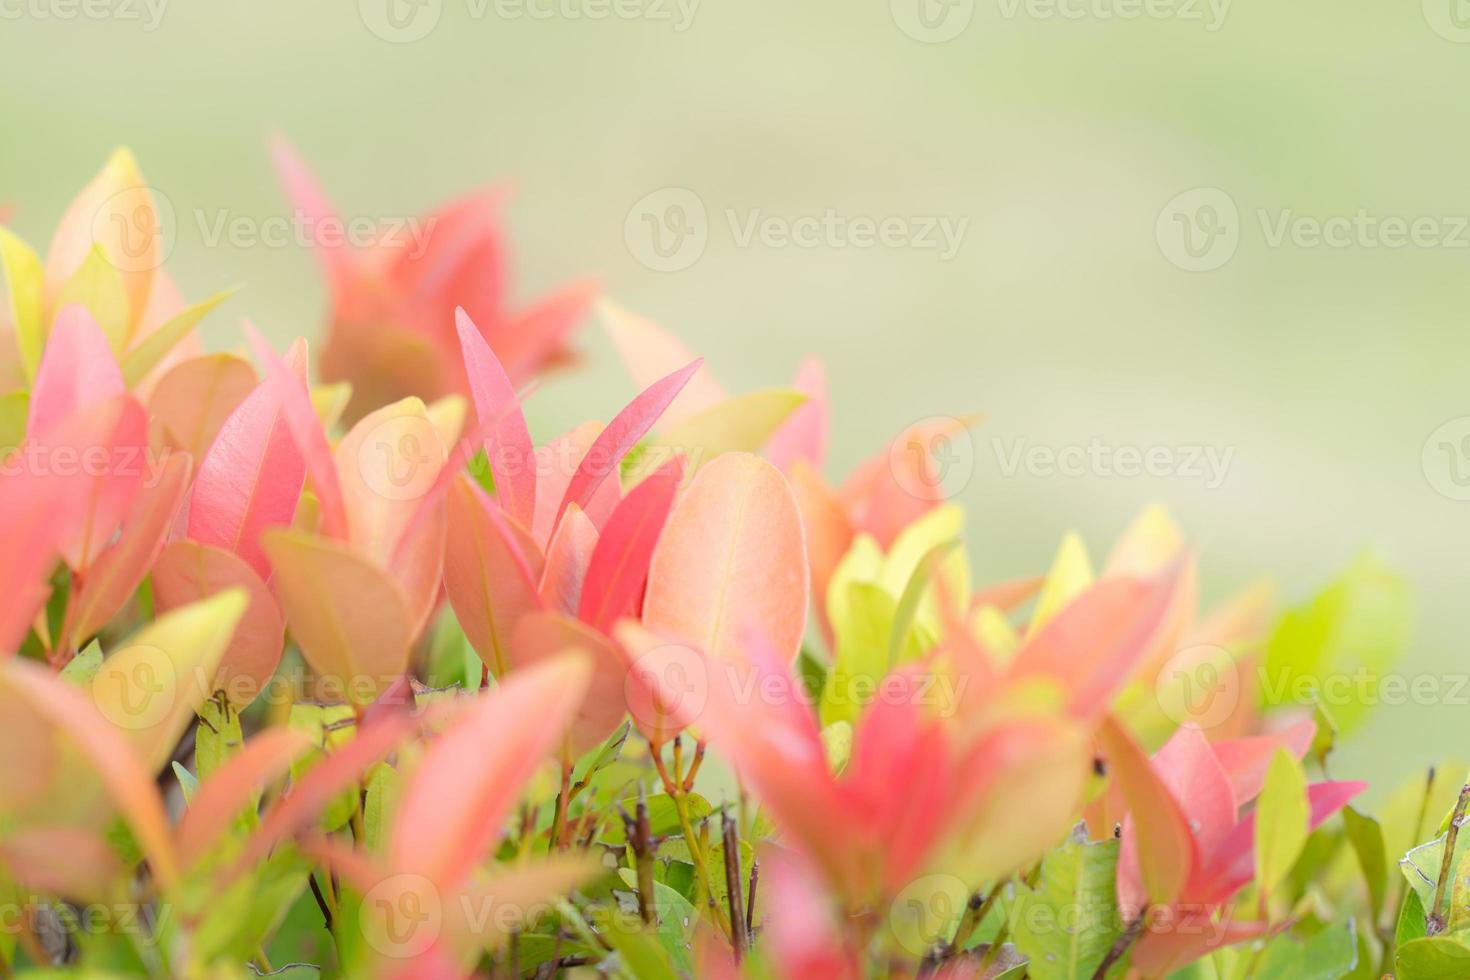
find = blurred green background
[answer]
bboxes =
[3,0,1468,790]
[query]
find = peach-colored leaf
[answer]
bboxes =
[539,503,598,615]
[188,339,308,580]
[0,826,124,902]
[443,475,544,678]
[643,452,809,663]
[151,540,286,708]
[0,658,178,888]
[43,149,159,331]
[148,353,258,464]
[598,300,725,425]
[0,467,63,653]
[390,652,591,891]
[508,612,626,756]
[70,451,191,641]
[1097,715,1195,910]
[263,528,413,705]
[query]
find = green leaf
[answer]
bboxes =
[119,286,238,386]
[888,537,959,665]
[363,763,400,852]
[1402,830,1466,912]
[1397,888,1428,949]
[616,869,695,973]
[0,227,44,380]
[172,760,199,804]
[1262,552,1410,734]
[197,698,243,783]
[1253,919,1358,979]
[288,703,359,833]
[820,581,895,727]
[576,720,631,786]
[60,640,104,686]
[821,720,853,774]
[1011,832,1122,980]
[0,389,27,456]
[52,245,131,351]
[1395,933,1470,980]
[1256,748,1310,902]
[1341,806,1387,923]
[602,793,713,845]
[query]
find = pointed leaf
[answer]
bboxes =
[120,286,238,387]
[1255,748,1310,902]
[455,307,536,527]
[0,226,44,379]
[578,455,684,631]
[148,352,258,464]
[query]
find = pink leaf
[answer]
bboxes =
[765,356,828,472]
[245,325,349,540]
[577,455,684,632]
[188,339,308,579]
[26,305,125,440]
[177,727,313,869]
[390,653,592,892]
[454,308,536,527]
[539,503,598,615]
[554,359,702,526]
[508,612,627,756]
[70,452,191,642]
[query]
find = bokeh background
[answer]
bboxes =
[4,0,1468,789]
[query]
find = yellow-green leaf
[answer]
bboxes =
[0,227,45,379]
[638,387,805,477]
[1255,747,1310,903]
[52,245,131,352]
[91,589,247,774]
[120,285,238,386]
[1029,531,1094,635]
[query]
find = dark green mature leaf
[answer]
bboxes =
[1010,832,1122,980]
[1398,888,1429,948]
[1341,807,1387,922]
[1254,919,1357,979]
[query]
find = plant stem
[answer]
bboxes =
[722,808,747,959]
[1428,783,1470,935]
[548,758,573,852]
[1090,910,1146,980]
